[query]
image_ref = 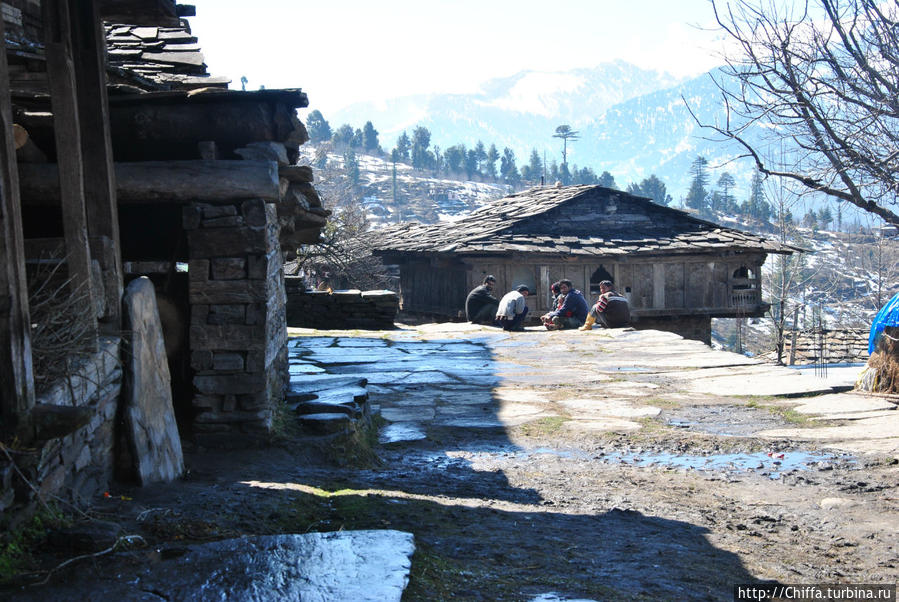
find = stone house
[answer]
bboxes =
[373,185,793,343]
[1,0,325,528]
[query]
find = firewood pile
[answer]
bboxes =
[782,328,870,365]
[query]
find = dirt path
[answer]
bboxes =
[6,324,898,601]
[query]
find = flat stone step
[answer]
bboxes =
[297,413,353,434]
[292,401,361,418]
[288,375,367,394]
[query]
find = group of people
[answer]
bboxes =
[465,275,630,332]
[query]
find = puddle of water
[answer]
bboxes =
[664,405,788,437]
[611,366,650,372]
[396,446,854,481]
[597,450,854,478]
[380,422,427,444]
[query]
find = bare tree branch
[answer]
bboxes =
[694,0,899,227]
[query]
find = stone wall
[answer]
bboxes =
[284,280,398,330]
[1,338,120,531]
[783,328,869,365]
[633,315,712,345]
[184,200,288,447]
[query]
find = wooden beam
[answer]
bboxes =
[0,20,35,420]
[73,0,123,332]
[19,160,281,204]
[42,0,98,347]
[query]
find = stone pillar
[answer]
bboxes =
[184,199,288,446]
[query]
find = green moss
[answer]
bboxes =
[745,399,812,425]
[0,506,67,583]
[517,416,569,437]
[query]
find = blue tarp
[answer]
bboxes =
[868,292,899,354]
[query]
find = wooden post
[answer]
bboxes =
[42,0,98,347]
[0,21,35,419]
[72,0,123,332]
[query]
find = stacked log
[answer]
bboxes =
[781,328,870,365]
[284,281,398,330]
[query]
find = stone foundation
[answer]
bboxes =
[1,338,120,531]
[633,315,712,345]
[184,200,289,447]
[284,282,398,330]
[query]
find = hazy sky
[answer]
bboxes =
[187,0,728,113]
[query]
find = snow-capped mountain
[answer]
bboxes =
[322,61,762,200]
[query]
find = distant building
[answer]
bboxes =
[373,185,795,343]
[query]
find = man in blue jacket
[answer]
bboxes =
[541,279,588,330]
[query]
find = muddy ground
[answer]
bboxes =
[4,324,898,601]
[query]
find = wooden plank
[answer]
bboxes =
[653,263,666,308]
[74,0,123,332]
[42,0,98,347]
[0,21,35,418]
[18,160,281,204]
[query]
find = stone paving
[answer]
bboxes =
[287,323,898,455]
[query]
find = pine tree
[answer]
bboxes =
[818,207,833,230]
[685,156,710,212]
[464,148,479,180]
[306,110,332,144]
[559,163,571,185]
[343,148,360,187]
[394,131,411,163]
[362,121,380,154]
[474,141,487,175]
[745,169,771,222]
[717,172,736,212]
[351,128,363,149]
[411,126,432,170]
[548,160,559,183]
[553,125,580,164]
[631,175,671,206]
[500,147,520,187]
[527,149,543,184]
[331,124,354,148]
[485,144,499,181]
[444,145,465,174]
[598,171,617,189]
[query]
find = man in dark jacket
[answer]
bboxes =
[465,275,499,324]
[541,279,588,329]
[581,280,630,330]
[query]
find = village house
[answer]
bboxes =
[373,184,793,343]
[1,0,325,529]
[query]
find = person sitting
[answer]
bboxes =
[495,285,530,331]
[541,279,587,330]
[550,281,564,311]
[541,281,564,325]
[465,275,499,324]
[581,280,630,330]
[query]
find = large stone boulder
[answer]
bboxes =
[121,277,184,484]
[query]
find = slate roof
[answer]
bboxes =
[373,185,793,258]
[105,21,230,91]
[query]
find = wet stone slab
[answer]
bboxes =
[381,406,436,421]
[380,422,428,444]
[336,339,390,347]
[17,531,415,602]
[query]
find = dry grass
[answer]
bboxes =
[27,255,97,394]
[863,326,899,394]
